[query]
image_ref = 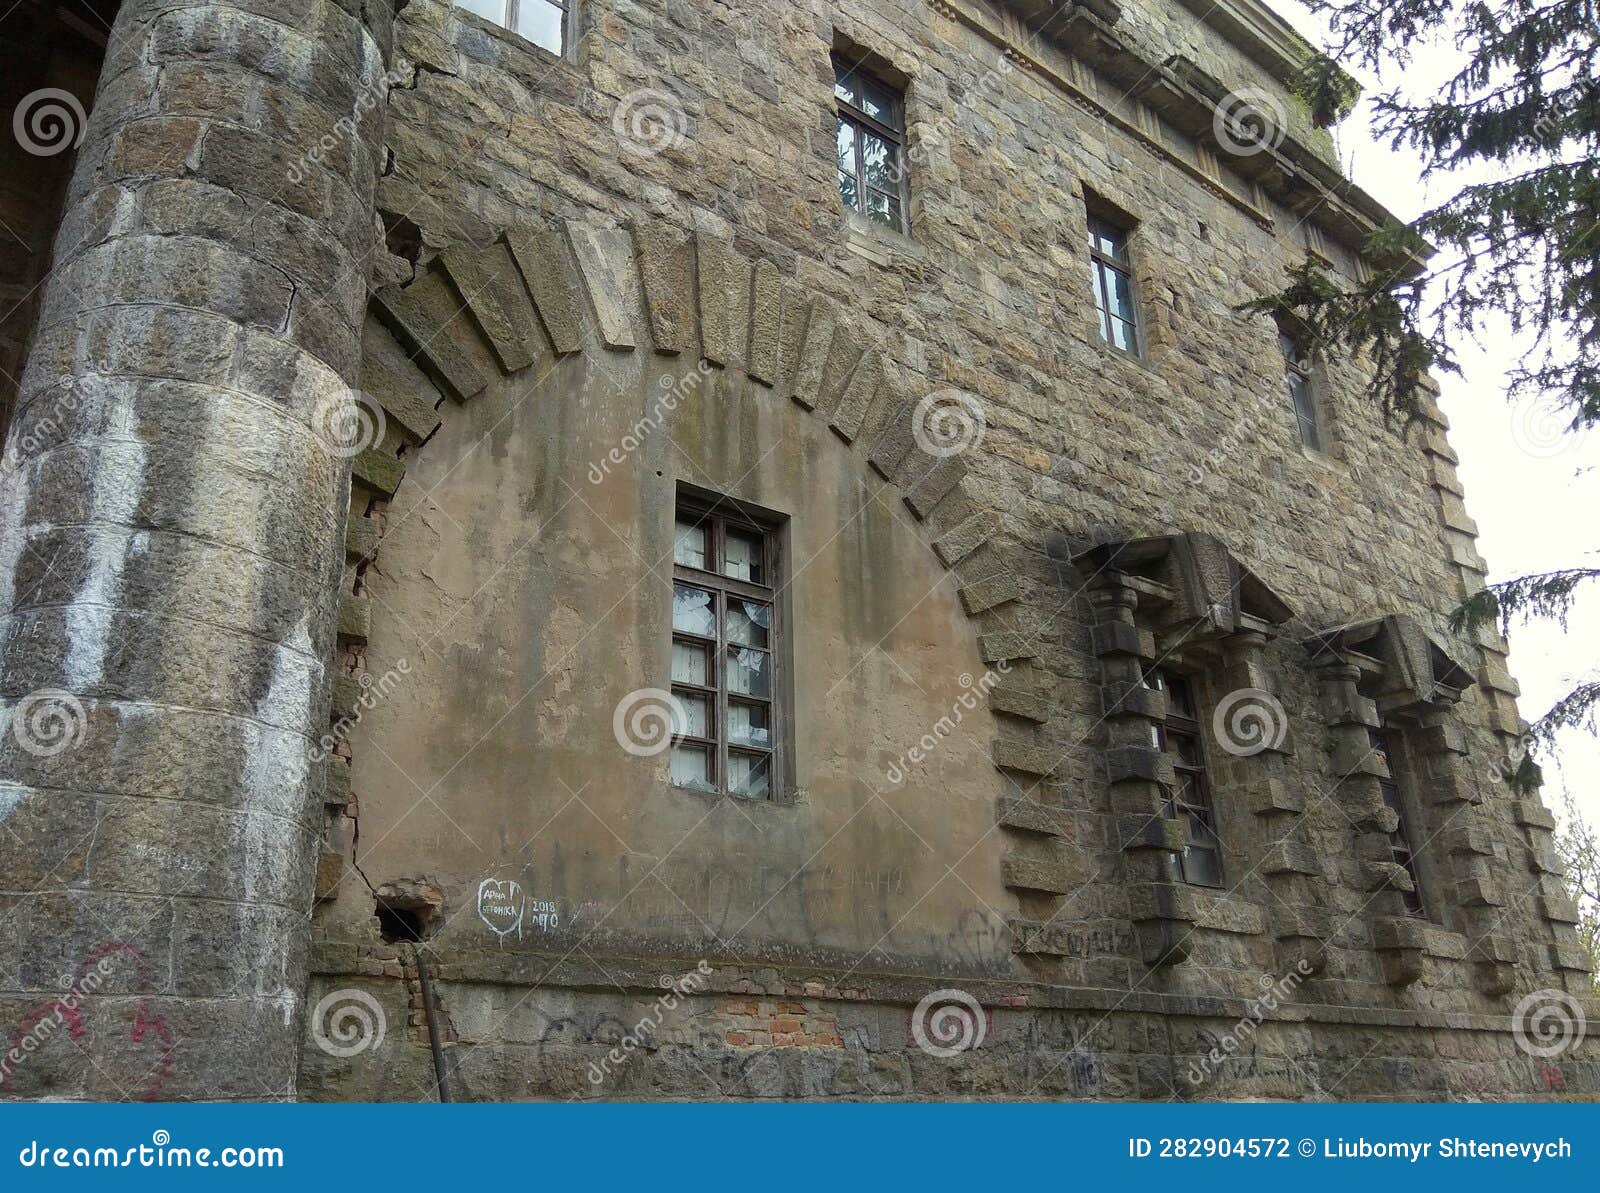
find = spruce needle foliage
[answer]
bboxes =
[1252,0,1600,768]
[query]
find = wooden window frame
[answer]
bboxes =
[1370,727,1427,917]
[459,0,568,55]
[1087,212,1142,355]
[832,54,911,234]
[1150,670,1224,887]
[670,498,782,800]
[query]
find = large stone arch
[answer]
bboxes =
[315,217,1082,962]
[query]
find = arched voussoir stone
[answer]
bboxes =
[338,216,1058,941]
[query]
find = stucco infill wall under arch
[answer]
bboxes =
[313,217,1078,979]
[332,345,1021,970]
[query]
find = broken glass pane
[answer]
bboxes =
[726,601,770,648]
[672,584,715,637]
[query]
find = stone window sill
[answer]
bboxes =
[843,209,924,266]
[667,780,802,808]
[1299,443,1349,475]
[451,7,579,73]
[1091,335,1164,383]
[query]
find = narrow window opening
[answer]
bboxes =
[1370,728,1427,917]
[453,0,568,55]
[1149,670,1223,887]
[1277,321,1324,451]
[1086,209,1141,354]
[832,52,910,234]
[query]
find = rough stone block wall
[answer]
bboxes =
[0,0,1594,1102]
[269,0,1598,1102]
[0,0,395,1098]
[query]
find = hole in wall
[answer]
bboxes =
[376,901,432,943]
[379,208,424,271]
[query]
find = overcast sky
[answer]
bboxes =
[1280,2,1600,829]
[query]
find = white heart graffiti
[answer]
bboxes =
[476,878,526,941]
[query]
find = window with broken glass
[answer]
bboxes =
[1369,727,1427,916]
[1149,670,1224,887]
[670,503,779,799]
[833,55,910,233]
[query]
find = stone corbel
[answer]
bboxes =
[1305,614,1518,993]
[1072,533,1296,969]
[1084,576,1193,967]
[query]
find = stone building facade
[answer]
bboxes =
[0,0,1595,1101]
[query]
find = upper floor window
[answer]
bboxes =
[1370,728,1426,916]
[1278,324,1324,450]
[455,0,567,55]
[670,500,780,799]
[1149,670,1223,887]
[1087,212,1140,354]
[833,55,909,233]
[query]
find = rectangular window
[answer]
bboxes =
[1370,728,1426,916]
[454,0,567,55]
[670,501,779,799]
[1088,213,1140,354]
[1279,328,1323,450]
[833,55,909,234]
[1149,670,1223,887]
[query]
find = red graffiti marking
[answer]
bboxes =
[3,940,174,1101]
[1541,1064,1566,1091]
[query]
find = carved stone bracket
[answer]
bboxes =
[1070,532,1295,970]
[1305,613,1517,994]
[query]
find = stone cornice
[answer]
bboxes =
[1168,0,1325,89]
[942,0,1410,263]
